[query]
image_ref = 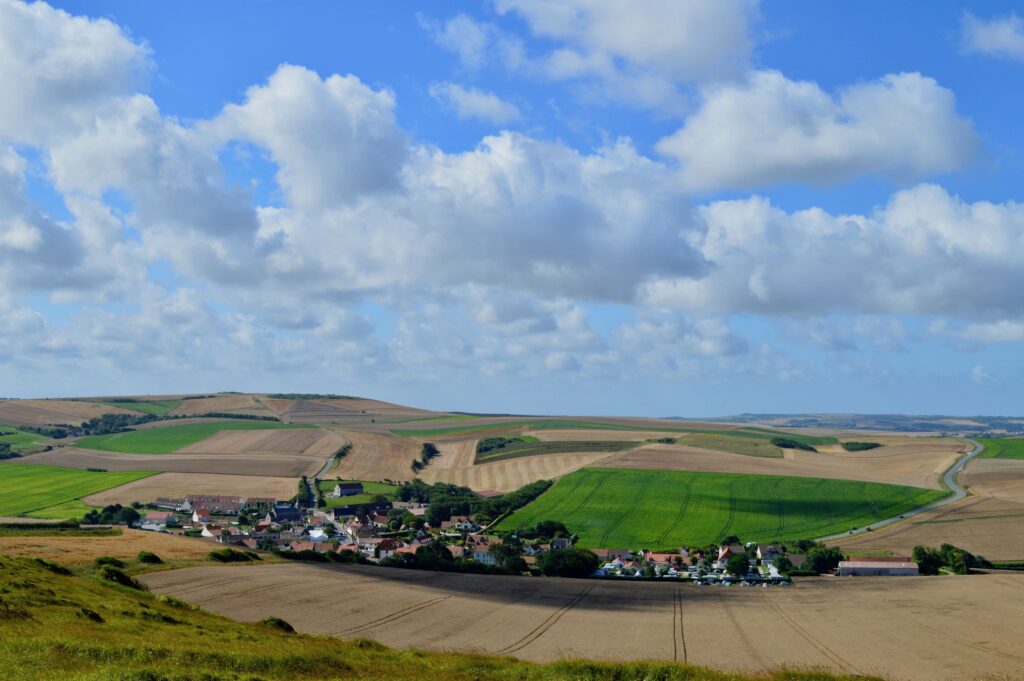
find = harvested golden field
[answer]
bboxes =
[81,472,298,506]
[0,399,135,426]
[599,438,967,490]
[418,450,619,492]
[145,563,1024,681]
[175,427,342,457]
[13,447,324,477]
[0,528,213,564]
[331,431,419,481]
[169,394,272,417]
[835,458,1024,560]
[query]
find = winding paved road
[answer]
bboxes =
[818,438,984,543]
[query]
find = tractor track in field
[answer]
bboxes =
[715,478,739,541]
[759,592,856,673]
[671,586,688,664]
[656,477,693,547]
[494,584,595,655]
[597,471,654,547]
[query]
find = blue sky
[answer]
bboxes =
[2,0,1024,416]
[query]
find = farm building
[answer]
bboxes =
[143,511,177,527]
[836,560,919,576]
[333,482,364,497]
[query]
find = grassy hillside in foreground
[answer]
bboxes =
[495,468,946,549]
[0,464,154,518]
[0,557,884,681]
[74,421,313,454]
[978,437,1024,460]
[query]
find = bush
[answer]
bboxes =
[805,546,845,574]
[260,616,295,633]
[97,566,144,590]
[207,548,259,563]
[770,437,817,452]
[156,594,198,610]
[94,556,125,569]
[32,558,71,576]
[77,607,104,623]
[842,441,882,452]
[136,551,162,565]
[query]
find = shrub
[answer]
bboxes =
[32,558,72,575]
[770,437,817,452]
[260,616,295,633]
[94,556,125,569]
[77,607,104,623]
[842,441,883,452]
[208,548,259,563]
[97,566,144,590]
[136,551,162,564]
[156,594,198,610]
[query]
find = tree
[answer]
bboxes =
[532,520,569,538]
[726,553,749,578]
[539,548,600,578]
[806,546,845,574]
[773,555,794,576]
[421,442,440,465]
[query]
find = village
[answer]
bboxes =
[130,479,922,583]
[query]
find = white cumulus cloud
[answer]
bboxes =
[961,12,1024,61]
[429,82,521,124]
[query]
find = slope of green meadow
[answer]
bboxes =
[0,463,153,517]
[74,421,313,454]
[978,437,1024,460]
[495,468,945,550]
[102,399,182,416]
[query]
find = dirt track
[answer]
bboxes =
[598,439,966,490]
[144,563,1024,681]
[81,472,298,506]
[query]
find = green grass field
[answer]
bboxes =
[0,428,45,448]
[316,479,400,507]
[74,421,313,454]
[0,463,153,518]
[494,467,946,549]
[675,432,783,458]
[475,440,635,464]
[102,399,182,416]
[978,437,1024,460]
[0,556,881,681]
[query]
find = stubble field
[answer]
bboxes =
[144,562,1024,681]
[81,472,300,506]
[74,421,315,454]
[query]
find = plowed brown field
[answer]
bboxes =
[170,395,272,417]
[834,458,1024,560]
[144,563,1024,681]
[0,399,135,426]
[81,472,298,506]
[597,438,966,490]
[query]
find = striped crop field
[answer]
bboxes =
[494,467,945,550]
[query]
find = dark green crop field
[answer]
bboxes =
[978,437,1024,460]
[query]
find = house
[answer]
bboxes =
[470,536,503,565]
[551,537,570,551]
[289,540,331,554]
[154,497,184,511]
[447,545,465,560]
[376,538,404,560]
[395,545,419,557]
[756,544,784,565]
[836,560,919,576]
[333,482,365,497]
[144,511,177,527]
[242,497,276,511]
[271,503,303,523]
[715,543,747,569]
[185,495,243,515]
[448,515,481,532]
[591,548,631,561]
[200,524,223,539]
[192,510,210,524]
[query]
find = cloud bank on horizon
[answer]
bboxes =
[0,0,1022,415]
